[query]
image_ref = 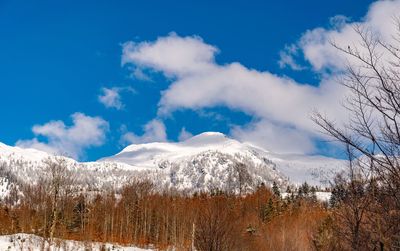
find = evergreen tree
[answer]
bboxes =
[272,182,280,198]
[260,198,275,222]
[309,186,317,202]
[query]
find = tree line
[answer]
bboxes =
[0,159,330,251]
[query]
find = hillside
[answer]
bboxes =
[0,132,345,200]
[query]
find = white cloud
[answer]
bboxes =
[16,113,109,159]
[16,138,60,155]
[132,67,152,81]
[178,127,193,141]
[278,44,306,71]
[98,87,123,109]
[296,0,400,72]
[122,34,349,154]
[121,119,167,144]
[329,15,350,29]
[122,32,218,77]
[231,120,315,154]
[98,86,135,110]
[121,1,400,154]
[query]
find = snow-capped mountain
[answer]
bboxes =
[0,132,346,200]
[102,132,345,186]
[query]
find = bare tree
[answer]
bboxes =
[313,20,400,250]
[44,157,74,241]
[229,162,253,195]
[194,196,237,251]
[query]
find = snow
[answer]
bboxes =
[0,132,346,199]
[264,153,346,186]
[109,132,245,168]
[0,177,10,199]
[315,192,332,202]
[0,234,153,251]
[281,192,331,202]
[0,142,49,162]
[102,132,346,187]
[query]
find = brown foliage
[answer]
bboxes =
[0,180,331,250]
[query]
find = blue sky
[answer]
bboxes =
[0,0,389,161]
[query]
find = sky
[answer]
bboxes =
[1,0,398,161]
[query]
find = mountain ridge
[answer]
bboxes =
[0,132,345,200]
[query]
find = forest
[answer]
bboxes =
[0,172,335,251]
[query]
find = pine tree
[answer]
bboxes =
[272,182,280,198]
[260,198,274,222]
[310,186,317,202]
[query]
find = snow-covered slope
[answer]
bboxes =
[0,233,152,251]
[0,132,346,200]
[0,143,148,200]
[101,132,345,187]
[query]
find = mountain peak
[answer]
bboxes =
[0,132,346,196]
[182,131,230,146]
[193,131,226,137]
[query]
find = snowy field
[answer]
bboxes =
[281,191,331,202]
[0,234,153,251]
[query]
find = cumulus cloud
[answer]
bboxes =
[278,44,306,71]
[329,15,350,29]
[16,113,109,159]
[294,1,400,72]
[122,34,348,153]
[121,119,167,144]
[178,127,193,141]
[231,120,315,154]
[16,138,60,155]
[122,32,218,77]
[121,0,400,154]
[132,67,152,81]
[98,86,135,110]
